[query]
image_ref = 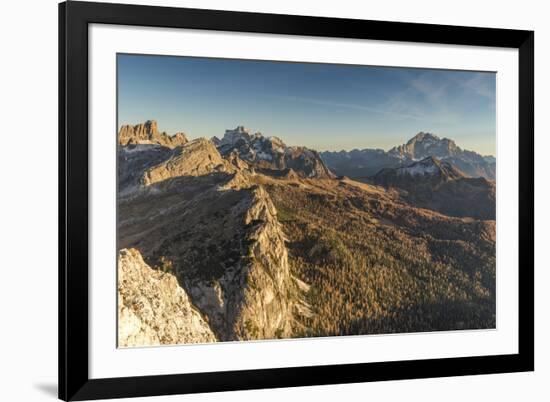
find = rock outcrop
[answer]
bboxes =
[216,126,334,179]
[389,132,459,160]
[185,185,295,341]
[284,146,334,178]
[118,144,175,195]
[117,248,216,347]
[119,120,188,149]
[141,138,225,185]
[235,186,295,339]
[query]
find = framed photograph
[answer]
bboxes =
[59,1,534,400]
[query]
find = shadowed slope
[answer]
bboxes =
[373,157,495,220]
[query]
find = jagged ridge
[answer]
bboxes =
[216,126,334,179]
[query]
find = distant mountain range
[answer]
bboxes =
[117,121,496,218]
[118,122,495,181]
[321,132,496,180]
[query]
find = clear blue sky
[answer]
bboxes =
[117,54,496,155]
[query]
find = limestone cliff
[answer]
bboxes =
[235,185,294,339]
[117,248,216,347]
[185,185,295,341]
[119,120,188,149]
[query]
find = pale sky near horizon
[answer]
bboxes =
[117,54,496,156]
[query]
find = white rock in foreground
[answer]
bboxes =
[118,248,217,347]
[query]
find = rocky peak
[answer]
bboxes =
[147,119,158,132]
[210,136,221,146]
[408,132,439,144]
[284,146,334,179]
[225,150,251,171]
[219,126,251,150]
[215,126,333,179]
[389,132,462,161]
[228,185,295,340]
[141,138,225,185]
[119,120,188,149]
[171,132,188,144]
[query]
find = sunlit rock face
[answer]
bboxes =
[216,126,334,179]
[141,138,225,185]
[117,248,217,347]
[118,120,188,149]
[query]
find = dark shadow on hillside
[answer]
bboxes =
[299,297,496,338]
[353,297,495,335]
[118,171,253,278]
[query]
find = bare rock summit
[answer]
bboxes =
[141,138,225,185]
[119,120,189,149]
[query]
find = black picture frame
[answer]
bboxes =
[59,1,534,400]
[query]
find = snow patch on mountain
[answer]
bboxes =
[121,144,163,154]
[397,162,439,176]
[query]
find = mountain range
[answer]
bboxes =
[321,132,496,180]
[213,126,334,179]
[117,120,496,346]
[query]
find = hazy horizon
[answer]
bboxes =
[118,54,497,156]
